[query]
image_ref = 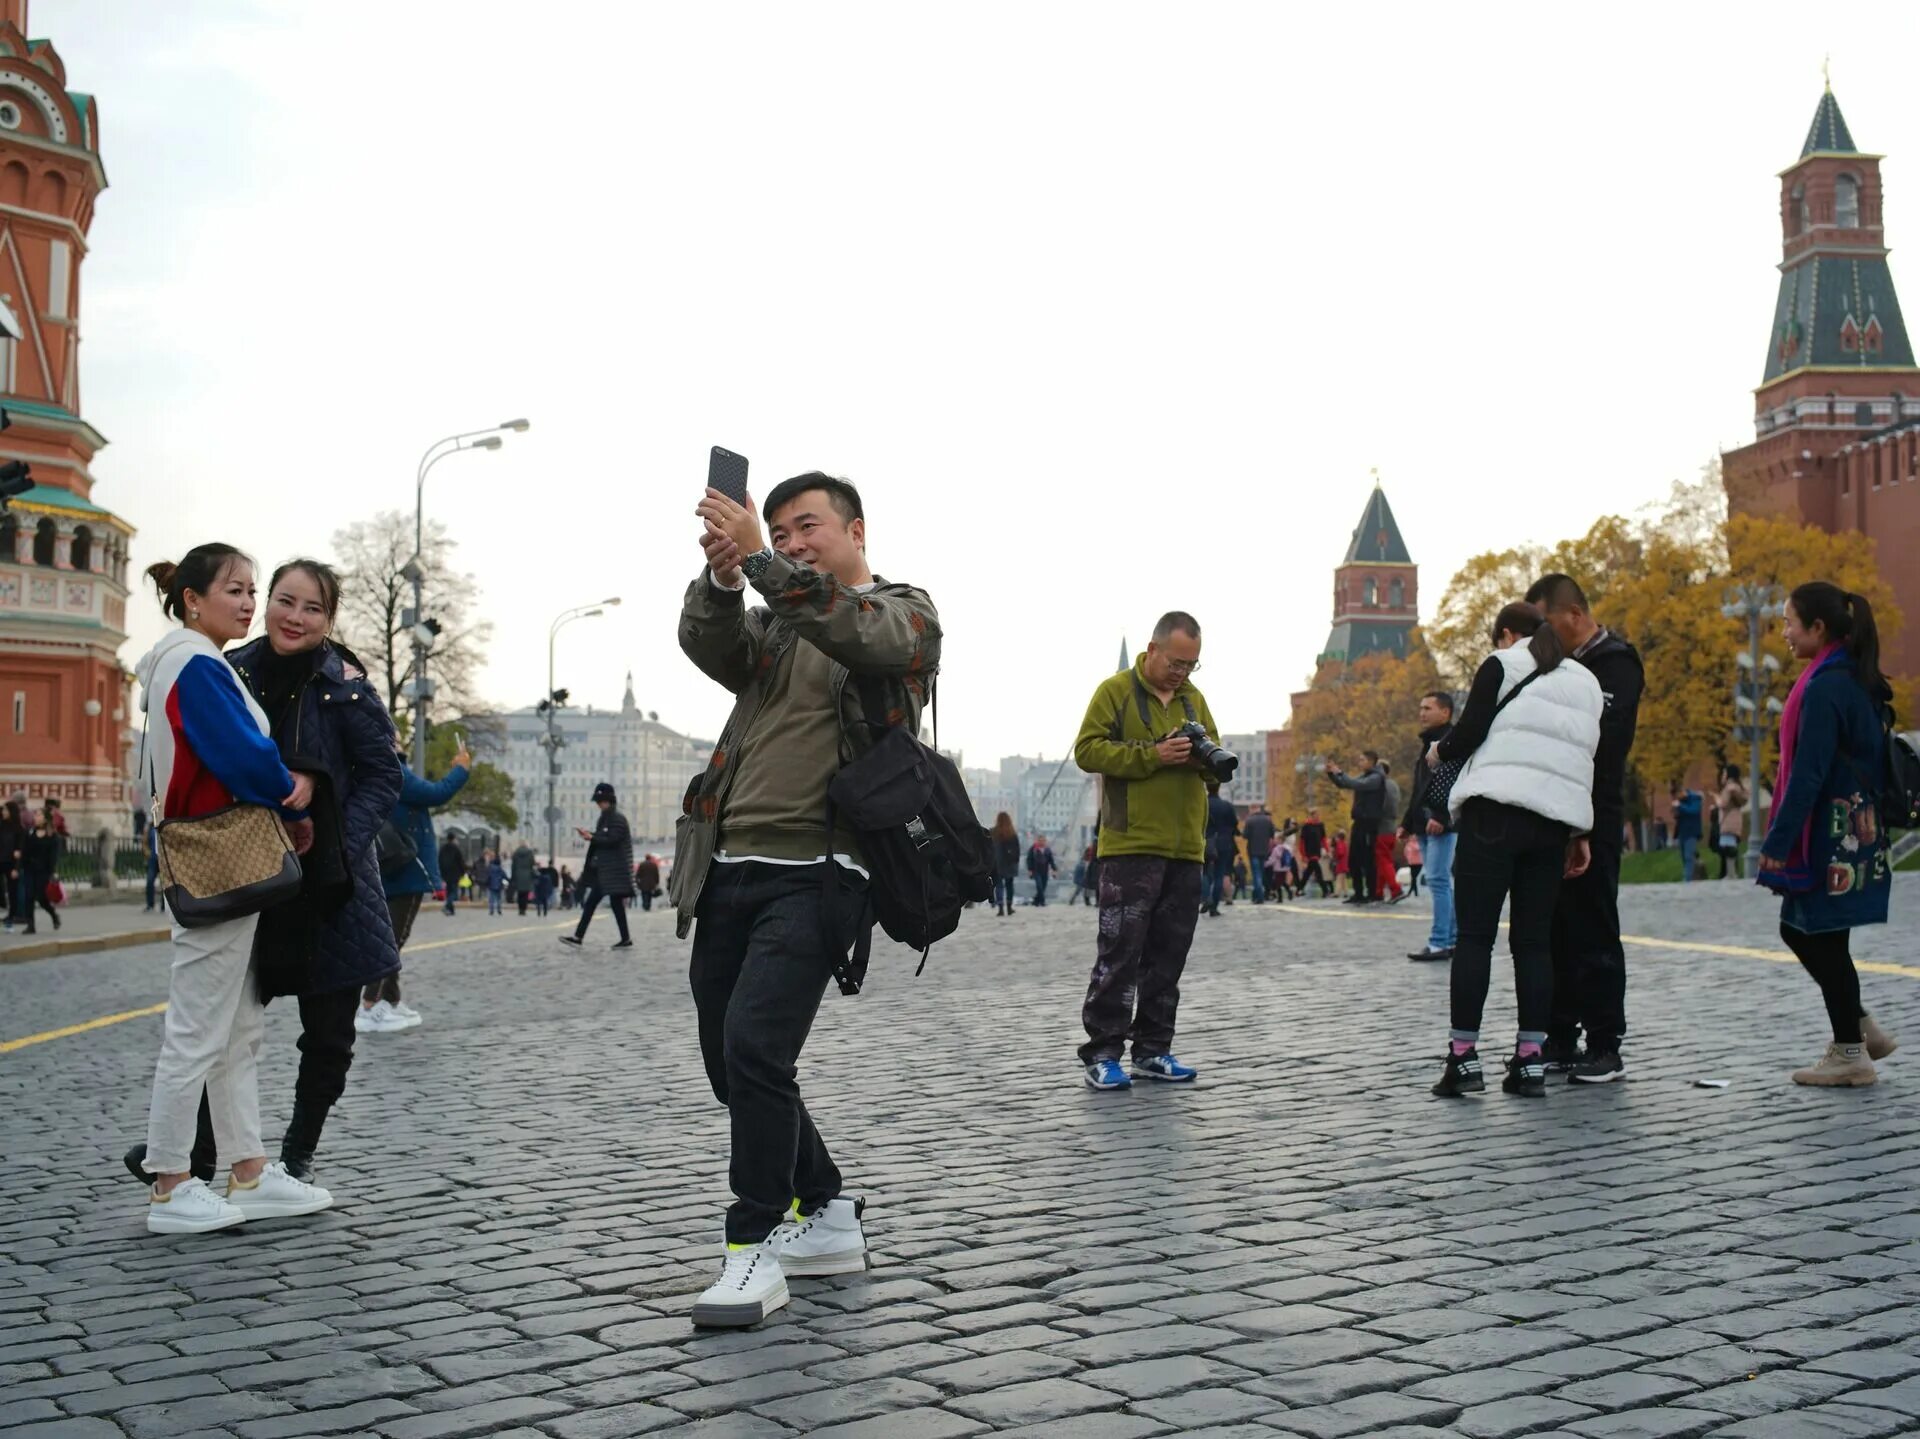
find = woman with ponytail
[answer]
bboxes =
[133,546,333,1234]
[1759,582,1897,1087]
[1426,602,1604,1099]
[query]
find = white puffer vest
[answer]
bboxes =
[1448,646,1603,833]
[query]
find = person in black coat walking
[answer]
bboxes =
[124,560,404,1188]
[1202,791,1237,917]
[438,838,467,915]
[562,782,635,948]
[18,812,60,933]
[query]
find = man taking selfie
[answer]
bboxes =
[672,470,940,1329]
[1073,611,1218,1091]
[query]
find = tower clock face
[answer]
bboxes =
[0,73,66,143]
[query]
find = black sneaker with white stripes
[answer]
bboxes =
[1432,1048,1485,1097]
[1503,1051,1547,1097]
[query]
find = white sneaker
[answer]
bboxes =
[226,1161,333,1220]
[388,1001,423,1029]
[770,1197,868,1276]
[361,1000,412,1034]
[354,1005,376,1033]
[147,1177,247,1235]
[690,1242,788,1328]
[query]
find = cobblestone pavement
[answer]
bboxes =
[3,877,1919,1438]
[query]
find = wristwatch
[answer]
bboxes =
[740,547,776,582]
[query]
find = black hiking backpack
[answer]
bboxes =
[822,680,994,995]
[1878,704,1920,833]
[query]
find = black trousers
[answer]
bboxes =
[574,891,630,942]
[690,861,864,1245]
[183,984,361,1171]
[1079,856,1203,1063]
[1450,800,1568,1039]
[1546,832,1627,1054]
[1349,823,1378,899]
[1782,924,1865,1043]
[639,890,655,911]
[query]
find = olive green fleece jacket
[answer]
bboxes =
[1074,659,1219,863]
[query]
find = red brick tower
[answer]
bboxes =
[1723,84,1920,674]
[0,1,134,834]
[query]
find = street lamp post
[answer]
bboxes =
[407,419,530,771]
[542,598,621,863]
[1722,583,1786,876]
[1295,753,1326,811]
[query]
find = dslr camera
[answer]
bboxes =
[1172,721,1238,783]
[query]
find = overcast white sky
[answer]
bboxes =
[52,0,1920,765]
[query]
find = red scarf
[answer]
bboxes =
[1762,643,1843,892]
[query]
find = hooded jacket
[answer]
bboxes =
[136,628,296,825]
[1570,629,1645,830]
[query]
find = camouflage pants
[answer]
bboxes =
[1078,855,1204,1064]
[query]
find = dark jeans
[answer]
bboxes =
[1032,875,1049,906]
[689,861,866,1245]
[365,893,422,1005]
[575,891,631,942]
[145,852,160,910]
[993,876,1015,911]
[1079,855,1204,1064]
[1449,800,1568,1040]
[517,890,531,915]
[639,890,656,911]
[181,984,361,1170]
[1203,855,1226,910]
[1782,923,1865,1043]
[1349,822,1378,900]
[1547,832,1627,1054]
[1301,855,1331,896]
[18,869,56,930]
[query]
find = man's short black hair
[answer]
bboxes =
[764,472,864,527]
[1362,748,1380,764]
[1526,572,1589,613]
[1423,690,1456,715]
[1153,611,1201,641]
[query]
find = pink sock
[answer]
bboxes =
[1516,1041,1542,1058]
[1450,1039,1475,1056]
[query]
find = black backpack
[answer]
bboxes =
[822,681,994,995]
[1878,704,1920,832]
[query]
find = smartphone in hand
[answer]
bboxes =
[709,446,749,504]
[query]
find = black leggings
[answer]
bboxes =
[575,891,630,942]
[1450,800,1568,1040]
[1781,924,1864,1043]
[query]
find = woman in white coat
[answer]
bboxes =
[1428,601,1602,1099]
[135,545,333,1234]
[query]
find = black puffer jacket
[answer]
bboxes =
[585,807,636,897]
[229,638,403,996]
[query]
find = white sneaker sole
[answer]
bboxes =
[777,1246,870,1277]
[147,1206,246,1235]
[1130,1068,1197,1083]
[227,1192,333,1220]
[690,1278,789,1328]
[1085,1075,1130,1091]
[1569,1069,1625,1084]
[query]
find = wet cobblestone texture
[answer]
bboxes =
[3,875,1918,1437]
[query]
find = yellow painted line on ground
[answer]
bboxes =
[0,922,577,1056]
[0,1002,169,1054]
[1270,902,1920,980]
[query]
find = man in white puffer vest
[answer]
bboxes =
[1427,602,1603,1100]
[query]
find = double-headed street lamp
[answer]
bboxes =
[1722,583,1786,875]
[542,598,621,863]
[1295,753,1327,810]
[406,419,530,771]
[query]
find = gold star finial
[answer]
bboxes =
[1370,466,1381,488]
[1823,55,1831,93]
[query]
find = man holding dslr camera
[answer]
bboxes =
[1072,612,1231,1091]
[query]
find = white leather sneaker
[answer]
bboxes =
[770,1197,868,1276]
[361,1000,411,1034]
[147,1178,247,1235]
[389,1001,423,1029]
[690,1242,788,1328]
[226,1161,333,1219]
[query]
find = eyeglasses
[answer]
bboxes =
[1164,658,1201,674]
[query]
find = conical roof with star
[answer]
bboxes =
[1802,89,1858,156]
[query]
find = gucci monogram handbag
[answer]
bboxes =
[145,716,303,930]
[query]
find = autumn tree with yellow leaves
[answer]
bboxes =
[1279,633,1443,826]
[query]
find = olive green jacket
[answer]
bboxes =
[1074,659,1218,863]
[669,553,940,937]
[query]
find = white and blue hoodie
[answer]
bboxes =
[135,628,296,822]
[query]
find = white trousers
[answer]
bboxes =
[143,913,265,1175]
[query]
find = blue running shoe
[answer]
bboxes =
[1132,1053,1198,1083]
[1084,1058,1131,1090]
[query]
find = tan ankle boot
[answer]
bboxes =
[1862,1015,1899,1062]
[1792,1042,1876,1087]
